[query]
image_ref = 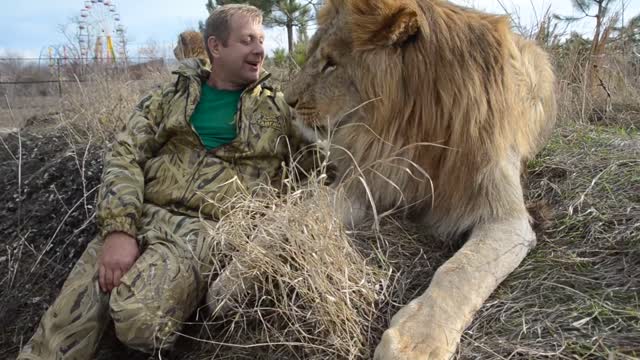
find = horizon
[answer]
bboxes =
[1,0,639,60]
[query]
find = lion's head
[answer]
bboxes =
[285,0,514,149]
[284,0,422,143]
[285,0,556,233]
[174,30,207,62]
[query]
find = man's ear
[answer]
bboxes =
[207,36,221,58]
[349,0,419,50]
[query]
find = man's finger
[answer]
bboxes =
[105,268,114,292]
[113,268,123,288]
[99,265,106,293]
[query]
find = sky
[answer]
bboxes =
[1,0,640,60]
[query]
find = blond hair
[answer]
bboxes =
[203,4,263,61]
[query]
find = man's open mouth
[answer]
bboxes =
[246,61,260,70]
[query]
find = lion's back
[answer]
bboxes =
[509,35,557,160]
[174,31,207,62]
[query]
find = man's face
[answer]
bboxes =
[209,15,265,86]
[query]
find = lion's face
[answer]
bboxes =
[284,0,421,139]
[284,14,362,132]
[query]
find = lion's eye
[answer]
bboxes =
[322,57,337,74]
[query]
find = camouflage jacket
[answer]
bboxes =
[96,59,300,239]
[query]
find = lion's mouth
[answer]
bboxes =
[292,108,329,142]
[293,119,326,143]
[294,108,323,127]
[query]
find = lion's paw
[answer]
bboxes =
[373,327,457,360]
[206,260,253,317]
[206,275,233,317]
[206,258,263,319]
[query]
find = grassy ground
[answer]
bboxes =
[460,122,640,359]
[0,64,638,359]
[176,119,640,360]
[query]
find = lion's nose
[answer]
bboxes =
[284,91,298,108]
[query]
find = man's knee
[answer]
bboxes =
[107,243,204,352]
[109,284,181,353]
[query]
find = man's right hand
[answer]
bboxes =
[98,232,140,293]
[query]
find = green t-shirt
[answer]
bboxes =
[190,83,242,150]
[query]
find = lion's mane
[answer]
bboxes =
[295,0,556,235]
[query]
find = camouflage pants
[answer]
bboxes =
[17,204,219,359]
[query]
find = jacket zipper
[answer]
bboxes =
[180,80,207,203]
[179,72,272,203]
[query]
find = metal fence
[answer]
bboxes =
[0,56,180,98]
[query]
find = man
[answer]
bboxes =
[18,4,301,359]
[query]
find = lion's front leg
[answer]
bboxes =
[375,216,536,360]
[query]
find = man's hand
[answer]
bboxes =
[99,232,140,293]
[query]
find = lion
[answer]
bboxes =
[173,30,208,62]
[207,0,556,358]
[280,0,557,358]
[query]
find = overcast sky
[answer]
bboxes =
[1,0,640,59]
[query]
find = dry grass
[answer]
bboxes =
[1,31,639,359]
[57,72,171,143]
[1,65,172,140]
[199,185,385,359]
[169,119,639,359]
[551,41,640,128]
[459,123,640,359]
[178,169,454,359]
[0,96,60,130]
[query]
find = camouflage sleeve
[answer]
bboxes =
[96,85,170,239]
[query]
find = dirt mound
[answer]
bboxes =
[0,127,212,360]
[0,127,109,358]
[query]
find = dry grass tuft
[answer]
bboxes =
[205,185,383,358]
[175,148,454,359]
[459,123,640,359]
[58,71,172,142]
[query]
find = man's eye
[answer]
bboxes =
[322,57,337,73]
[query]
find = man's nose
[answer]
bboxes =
[253,42,264,57]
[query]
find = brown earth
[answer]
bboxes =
[0,121,156,359]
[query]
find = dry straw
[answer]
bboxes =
[175,125,454,360]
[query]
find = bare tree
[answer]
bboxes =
[556,0,621,93]
[206,0,314,54]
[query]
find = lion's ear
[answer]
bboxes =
[349,0,419,49]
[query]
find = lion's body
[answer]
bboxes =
[284,0,557,358]
[335,34,555,235]
[173,30,208,62]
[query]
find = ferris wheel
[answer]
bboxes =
[78,0,126,64]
